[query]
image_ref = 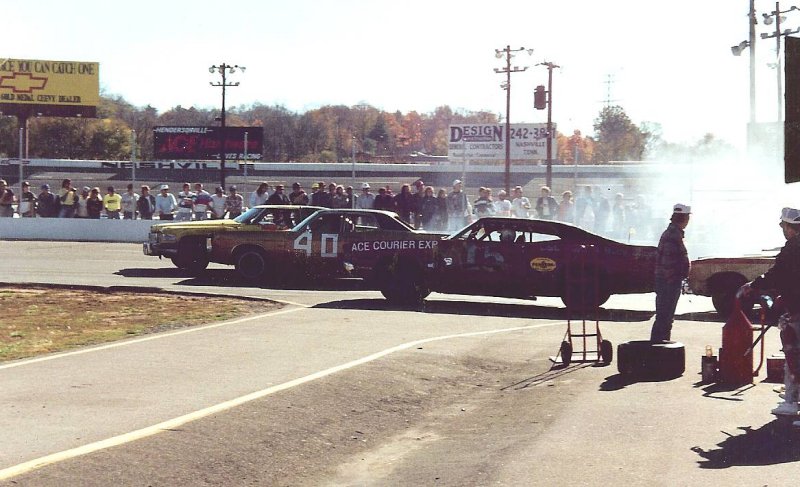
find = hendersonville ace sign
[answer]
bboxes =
[153,126,264,160]
[0,59,99,118]
[447,123,556,162]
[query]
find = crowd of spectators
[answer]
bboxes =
[0,177,655,239]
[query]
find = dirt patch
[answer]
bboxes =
[0,285,282,362]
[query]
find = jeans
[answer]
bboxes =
[650,279,682,342]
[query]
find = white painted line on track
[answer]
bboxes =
[0,320,564,480]
[0,305,308,371]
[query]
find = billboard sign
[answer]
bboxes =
[153,126,264,160]
[448,123,556,162]
[0,59,99,117]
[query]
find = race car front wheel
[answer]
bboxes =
[236,249,268,282]
[172,238,210,274]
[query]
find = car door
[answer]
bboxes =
[290,212,345,277]
[340,212,384,274]
[435,223,521,296]
[516,230,564,296]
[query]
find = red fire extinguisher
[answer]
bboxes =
[719,297,754,385]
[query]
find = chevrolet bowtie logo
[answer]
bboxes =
[0,72,48,93]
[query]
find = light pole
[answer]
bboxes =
[494,46,532,194]
[209,63,245,190]
[731,0,758,148]
[537,61,559,190]
[351,135,357,187]
[762,2,800,123]
[130,129,136,188]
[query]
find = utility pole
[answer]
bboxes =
[538,61,559,189]
[749,0,757,129]
[762,2,800,121]
[494,46,530,194]
[209,63,245,190]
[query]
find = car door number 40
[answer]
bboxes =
[293,231,339,258]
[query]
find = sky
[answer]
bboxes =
[3,0,793,149]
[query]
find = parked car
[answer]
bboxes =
[144,205,323,272]
[429,217,658,310]
[687,251,776,316]
[210,209,447,302]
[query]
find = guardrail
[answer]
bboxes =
[0,218,152,243]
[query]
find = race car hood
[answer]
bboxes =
[149,219,241,233]
[692,251,778,263]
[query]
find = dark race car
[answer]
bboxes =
[210,209,447,302]
[429,217,657,310]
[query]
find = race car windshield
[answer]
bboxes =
[291,210,326,232]
[234,207,264,224]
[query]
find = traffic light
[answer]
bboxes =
[786,36,800,183]
[534,85,547,110]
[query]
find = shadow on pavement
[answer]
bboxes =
[599,372,686,391]
[117,267,658,322]
[692,421,800,468]
[501,363,598,391]
[313,298,655,321]
[677,310,725,323]
[116,268,369,291]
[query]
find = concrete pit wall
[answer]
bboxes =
[0,218,153,243]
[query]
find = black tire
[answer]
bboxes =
[378,261,430,305]
[617,340,685,380]
[600,339,613,364]
[560,341,573,366]
[173,238,209,274]
[235,249,268,282]
[561,284,611,312]
[170,257,187,269]
[710,274,749,318]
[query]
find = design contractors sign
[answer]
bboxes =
[447,123,556,162]
[0,59,99,118]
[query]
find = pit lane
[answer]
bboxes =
[0,241,794,486]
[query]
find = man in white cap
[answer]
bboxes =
[650,203,691,343]
[154,184,177,220]
[740,207,800,417]
[355,182,375,209]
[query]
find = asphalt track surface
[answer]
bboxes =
[0,241,798,486]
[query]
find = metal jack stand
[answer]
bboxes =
[550,244,613,366]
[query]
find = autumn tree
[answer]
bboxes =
[592,105,646,162]
[556,129,595,164]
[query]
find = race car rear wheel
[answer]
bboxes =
[560,265,610,312]
[235,249,268,282]
[378,260,430,305]
[561,285,611,312]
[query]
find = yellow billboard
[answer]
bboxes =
[0,58,99,117]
